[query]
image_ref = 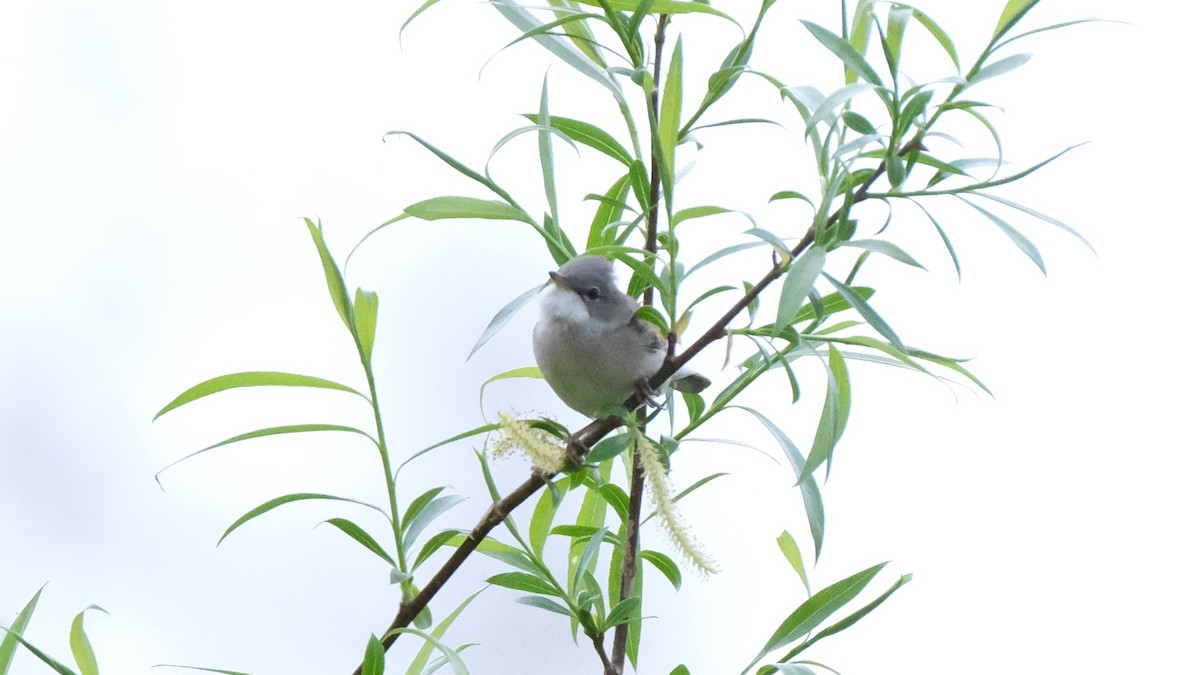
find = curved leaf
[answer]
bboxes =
[467,284,544,361]
[154,372,364,420]
[69,605,108,675]
[0,585,44,673]
[321,518,397,567]
[305,218,355,335]
[639,550,682,591]
[218,493,385,545]
[799,20,882,86]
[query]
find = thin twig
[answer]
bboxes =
[611,14,669,673]
[592,633,619,675]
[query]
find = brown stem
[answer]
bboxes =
[592,633,619,675]
[351,112,919,675]
[611,14,669,673]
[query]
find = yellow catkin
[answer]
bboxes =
[494,413,566,474]
[634,429,719,576]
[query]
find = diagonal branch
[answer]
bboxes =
[350,113,923,675]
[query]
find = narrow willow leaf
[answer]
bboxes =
[969,53,1032,87]
[910,7,960,70]
[489,0,621,98]
[605,596,642,629]
[822,273,905,351]
[884,6,912,80]
[674,205,735,225]
[354,289,379,363]
[992,0,1040,40]
[400,0,444,39]
[467,284,544,361]
[218,493,383,545]
[305,218,356,335]
[628,160,651,210]
[401,423,499,469]
[0,629,75,675]
[488,572,560,596]
[516,595,574,617]
[529,477,568,558]
[775,246,827,334]
[841,111,875,135]
[403,495,466,551]
[732,406,805,483]
[960,199,1046,274]
[155,424,374,485]
[500,12,606,70]
[0,586,43,673]
[799,20,882,87]
[597,483,630,522]
[523,114,633,166]
[385,629,469,675]
[571,0,737,22]
[412,529,462,570]
[746,563,888,670]
[321,518,397,567]
[658,37,685,193]
[405,196,530,223]
[776,531,811,594]
[800,363,840,482]
[804,83,878,135]
[781,573,912,659]
[975,192,1095,254]
[640,550,683,590]
[404,589,483,675]
[828,345,851,441]
[572,528,609,595]
[154,372,364,420]
[478,366,543,414]
[800,476,825,561]
[909,200,961,279]
[840,239,926,269]
[587,174,633,249]
[670,667,692,675]
[537,75,560,233]
[69,605,108,675]
[151,667,253,675]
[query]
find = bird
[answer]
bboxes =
[533,255,710,418]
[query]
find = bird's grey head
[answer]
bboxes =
[546,256,627,323]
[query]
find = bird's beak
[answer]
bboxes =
[548,271,569,289]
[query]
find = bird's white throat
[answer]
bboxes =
[538,285,591,325]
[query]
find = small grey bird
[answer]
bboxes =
[533,255,710,418]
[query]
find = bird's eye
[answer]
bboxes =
[585,286,601,300]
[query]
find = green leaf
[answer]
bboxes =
[321,518,397,567]
[803,83,878,135]
[479,366,543,414]
[669,667,692,675]
[572,0,737,22]
[840,239,925,269]
[992,0,1040,40]
[218,493,384,545]
[401,424,500,470]
[884,6,912,80]
[0,628,75,675]
[151,666,254,675]
[154,371,363,420]
[778,573,912,660]
[974,192,1094,254]
[745,563,888,671]
[572,528,609,595]
[586,433,630,463]
[403,495,466,551]
[909,6,959,70]
[537,75,560,233]
[412,529,462,571]
[960,199,1046,274]
[404,590,483,675]
[69,606,107,675]
[822,273,905,351]
[529,478,568,558]
[674,205,736,226]
[0,586,43,674]
[524,114,634,166]
[776,531,811,596]
[799,20,882,86]
[305,217,356,335]
[967,53,1031,86]
[658,37,685,205]
[605,596,642,629]
[155,424,374,485]
[775,246,826,333]
[639,550,682,591]
[354,288,379,363]
[405,196,531,223]
[467,284,543,361]
[489,0,622,99]
[487,572,560,596]
[516,595,574,617]
[385,629,469,675]
[586,174,633,249]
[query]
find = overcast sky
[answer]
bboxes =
[3,2,1198,674]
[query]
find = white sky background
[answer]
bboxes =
[2,1,1198,674]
